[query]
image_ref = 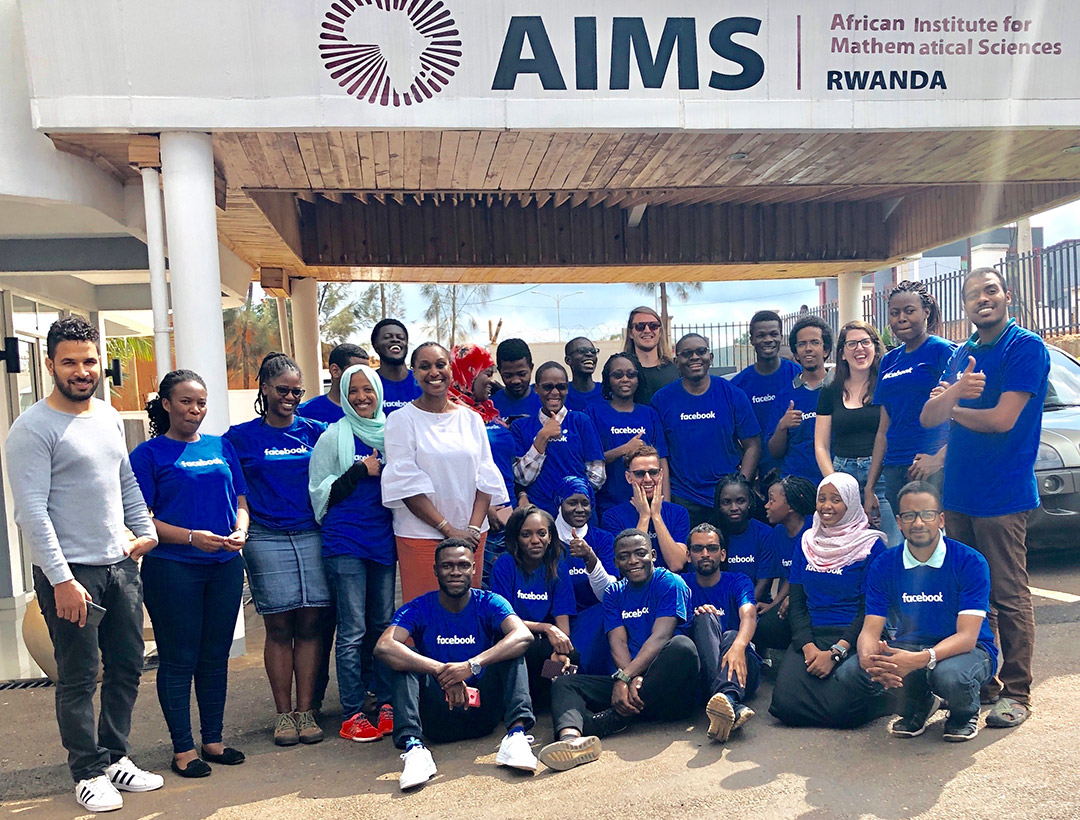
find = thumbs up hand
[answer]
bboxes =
[955,355,986,400]
[777,400,803,431]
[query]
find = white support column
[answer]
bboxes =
[290,277,321,390]
[160,132,230,435]
[140,167,172,385]
[276,296,293,358]
[837,270,865,326]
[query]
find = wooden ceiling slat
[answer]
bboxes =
[482,131,516,187]
[355,132,377,189]
[294,134,326,188]
[467,131,500,189]
[450,131,480,190]
[386,130,405,190]
[371,131,392,189]
[402,131,424,190]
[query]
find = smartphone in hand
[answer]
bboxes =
[85,602,106,628]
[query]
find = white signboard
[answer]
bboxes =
[18,0,1080,130]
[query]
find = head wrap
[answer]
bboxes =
[553,475,595,544]
[800,472,887,571]
[448,343,501,424]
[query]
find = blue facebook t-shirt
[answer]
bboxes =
[493,386,541,421]
[864,538,998,671]
[681,571,756,633]
[778,377,826,488]
[603,567,692,657]
[873,335,955,466]
[486,421,516,506]
[511,410,605,515]
[723,518,777,583]
[559,526,617,610]
[586,402,668,515]
[224,416,326,531]
[764,516,813,582]
[320,437,395,565]
[390,589,516,674]
[940,321,1050,517]
[602,501,689,571]
[788,538,886,629]
[130,435,247,564]
[380,371,422,415]
[566,382,604,413]
[296,393,345,425]
[732,358,802,475]
[651,377,761,507]
[489,553,577,624]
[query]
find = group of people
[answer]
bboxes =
[6,265,1048,810]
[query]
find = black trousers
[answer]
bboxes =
[753,606,792,652]
[691,614,761,704]
[670,496,716,530]
[551,634,700,735]
[33,561,144,782]
[524,632,581,709]
[390,656,535,748]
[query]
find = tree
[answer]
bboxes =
[419,284,492,347]
[318,282,406,346]
[628,281,705,338]
[223,285,280,388]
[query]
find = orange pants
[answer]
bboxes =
[396,533,486,603]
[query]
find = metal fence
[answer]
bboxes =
[672,241,1080,356]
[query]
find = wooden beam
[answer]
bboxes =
[248,191,305,259]
[128,135,160,169]
[259,267,291,297]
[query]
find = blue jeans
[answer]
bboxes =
[691,614,761,705]
[141,554,243,753]
[832,456,902,547]
[481,529,506,591]
[323,555,396,716]
[835,645,994,720]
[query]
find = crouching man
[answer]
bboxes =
[836,482,998,741]
[374,539,538,790]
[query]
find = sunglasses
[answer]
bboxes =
[896,510,941,523]
[273,386,306,399]
[633,321,661,332]
[678,347,710,358]
[539,382,569,392]
[572,347,600,357]
[630,468,662,479]
[689,543,723,554]
[609,369,638,380]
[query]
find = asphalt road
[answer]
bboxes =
[3,550,1079,819]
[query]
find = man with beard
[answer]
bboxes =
[5,317,162,812]
[651,334,761,528]
[731,311,802,480]
[564,336,604,412]
[681,524,761,742]
[920,268,1049,730]
[375,539,538,790]
[371,319,421,414]
[770,316,833,488]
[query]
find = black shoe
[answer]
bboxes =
[732,703,756,731]
[943,713,979,742]
[890,694,942,738]
[171,758,211,778]
[590,708,633,739]
[201,747,245,765]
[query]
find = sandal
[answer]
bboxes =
[985,697,1030,728]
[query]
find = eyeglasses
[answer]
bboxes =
[630,468,661,478]
[844,338,875,351]
[633,321,661,332]
[572,347,600,357]
[689,543,723,554]
[896,510,941,523]
[609,369,638,380]
[795,339,824,350]
[273,386,306,399]
[678,347,710,359]
[539,382,569,392]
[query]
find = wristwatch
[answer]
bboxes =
[468,657,482,677]
[925,647,937,670]
[830,644,849,664]
[612,668,633,684]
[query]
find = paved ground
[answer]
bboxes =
[3,548,1079,820]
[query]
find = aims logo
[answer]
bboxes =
[320,0,462,107]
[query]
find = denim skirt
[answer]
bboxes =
[243,523,331,615]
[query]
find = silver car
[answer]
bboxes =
[1029,345,1080,550]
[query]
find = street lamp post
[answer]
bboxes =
[536,290,584,341]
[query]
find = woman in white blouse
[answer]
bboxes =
[382,342,511,602]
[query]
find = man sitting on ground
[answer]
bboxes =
[836,481,998,741]
[538,529,699,772]
[374,539,538,790]
[682,523,761,742]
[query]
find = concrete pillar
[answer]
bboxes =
[290,277,321,391]
[160,132,230,435]
[837,270,864,326]
[276,296,293,358]
[140,167,172,385]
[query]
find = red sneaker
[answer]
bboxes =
[376,704,394,736]
[339,713,383,742]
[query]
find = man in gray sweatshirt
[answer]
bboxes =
[5,317,163,813]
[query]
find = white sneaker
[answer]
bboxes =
[495,732,538,772]
[399,746,437,791]
[105,756,165,792]
[75,775,123,812]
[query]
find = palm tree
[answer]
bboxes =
[106,336,155,402]
[627,281,705,337]
[419,284,492,347]
[223,285,279,388]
